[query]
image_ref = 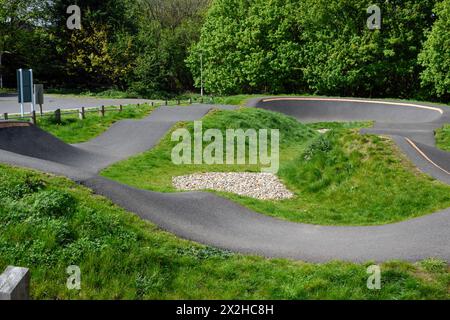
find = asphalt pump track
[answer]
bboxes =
[0,98,449,262]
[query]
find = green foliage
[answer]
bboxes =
[128,0,209,96]
[187,0,437,99]
[49,0,138,89]
[1,0,207,94]
[66,22,135,88]
[0,0,53,86]
[419,0,450,99]
[0,164,448,299]
[187,0,305,95]
[1,0,448,100]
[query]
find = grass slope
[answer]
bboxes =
[436,124,450,152]
[0,164,448,299]
[102,108,450,226]
[37,104,154,144]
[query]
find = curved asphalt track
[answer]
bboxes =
[0,98,449,263]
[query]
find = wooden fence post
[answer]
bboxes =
[100,105,105,117]
[119,104,123,112]
[177,100,180,105]
[54,109,61,124]
[79,107,85,120]
[151,102,154,107]
[31,111,36,125]
[3,113,8,120]
[165,100,168,106]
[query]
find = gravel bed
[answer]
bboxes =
[173,172,294,200]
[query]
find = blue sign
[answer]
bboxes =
[17,69,33,103]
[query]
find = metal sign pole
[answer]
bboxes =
[0,52,3,89]
[19,69,24,117]
[200,53,204,97]
[29,69,35,113]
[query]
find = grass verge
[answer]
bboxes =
[45,88,142,99]
[0,164,448,299]
[436,124,450,152]
[37,104,154,144]
[101,108,450,226]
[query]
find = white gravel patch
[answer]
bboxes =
[173,172,294,200]
[317,129,331,134]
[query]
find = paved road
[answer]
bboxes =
[0,98,449,262]
[0,93,153,114]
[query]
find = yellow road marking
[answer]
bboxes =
[405,138,450,176]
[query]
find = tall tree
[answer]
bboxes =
[129,0,209,96]
[296,0,436,98]
[419,0,450,99]
[48,0,137,88]
[187,0,437,98]
[0,0,51,87]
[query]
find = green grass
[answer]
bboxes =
[0,88,15,94]
[0,164,448,300]
[37,104,155,144]
[436,124,450,152]
[210,94,266,106]
[102,107,450,226]
[45,88,142,99]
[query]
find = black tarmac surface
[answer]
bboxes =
[0,98,449,262]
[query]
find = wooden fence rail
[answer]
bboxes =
[0,97,210,124]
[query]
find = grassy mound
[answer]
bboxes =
[102,108,450,225]
[102,108,317,192]
[273,129,450,224]
[0,164,448,299]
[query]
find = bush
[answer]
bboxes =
[188,0,435,98]
[419,0,450,99]
[303,135,333,161]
